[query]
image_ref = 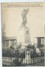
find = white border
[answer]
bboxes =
[0,3,2,67]
[0,0,44,2]
[0,0,45,67]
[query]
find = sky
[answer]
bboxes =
[2,2,44,44]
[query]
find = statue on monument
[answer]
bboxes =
[17,8,31,48]
[21,8,29,26]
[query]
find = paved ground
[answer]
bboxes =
[3,56,45,66]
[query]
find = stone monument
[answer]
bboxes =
[17,8,31,48]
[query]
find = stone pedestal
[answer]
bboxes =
[17,26,30,48]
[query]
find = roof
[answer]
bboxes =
[36,37,45,38]
[3,37,17,41]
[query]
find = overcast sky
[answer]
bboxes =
[2,3,44,44]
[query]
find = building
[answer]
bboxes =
[36,37,44,53]
[2,37,17,49]
[36,37,44,47]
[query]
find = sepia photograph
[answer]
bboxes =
[2,2,44,66]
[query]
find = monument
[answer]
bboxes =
[17,8,31,48]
